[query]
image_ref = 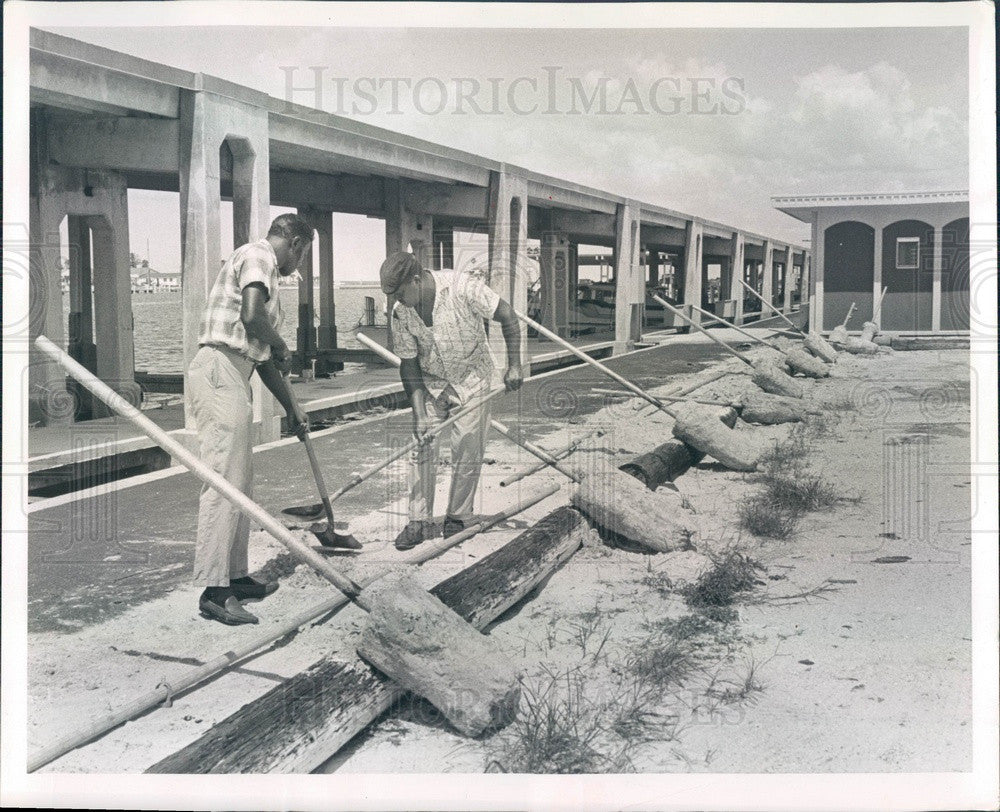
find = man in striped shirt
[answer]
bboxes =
[188,214,312,626]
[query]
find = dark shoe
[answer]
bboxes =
[199,593,259,625]
[230,576,279,601]
[394,520,433,551]
[443,516,466,538]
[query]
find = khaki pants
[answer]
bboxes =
[187,345,255,587]
[409,381,491,523]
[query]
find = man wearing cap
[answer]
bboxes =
[188,213,313,625]
[380,251,523,550]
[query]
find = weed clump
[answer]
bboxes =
[684,550,763,609]
[738,496,799,539]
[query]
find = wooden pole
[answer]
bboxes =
[651,295,755,367]
[355,333,581,482]
[28,483,559,773]
[34,335,366,602]
[499,429,603,487]
[514,310,676,418]
[740,278,804,335]
[590,387,733,407]
[686,300,785,351]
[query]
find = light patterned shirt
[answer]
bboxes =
[392,268,501,401]
[198,239,283,363]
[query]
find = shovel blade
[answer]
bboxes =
[310,522,363,550]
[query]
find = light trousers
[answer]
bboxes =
[408,382,491,523]
[187,345,255,587]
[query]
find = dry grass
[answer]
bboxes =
[684,550,764,608]
[738,496,799,539]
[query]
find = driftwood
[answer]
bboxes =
[572,467,695,552]
[783,347,831,379]
[860,321,879,343]
[671,403,762,472]
[890,336,969,351]
[356,574,521,737]
[843,337,879,355]
[804,333,839,364]
[739,391,808,424]
[751,357,804,399]
[147,507,594,774]
[619,409,738,488]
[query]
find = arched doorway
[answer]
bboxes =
[882,220,934,331]
[940,218,969,330]
[823,221,875,329]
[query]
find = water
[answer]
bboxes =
[61,285,388,373]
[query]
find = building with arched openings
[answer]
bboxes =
[772,191,970,333]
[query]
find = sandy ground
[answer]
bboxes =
[28,341,972,774]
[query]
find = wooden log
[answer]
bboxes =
[739,391,808,425]
[890,336,969,351]
[619,408,738,488]
[860,320,879,343]
[571,467,695,552]
[843,337,879,355]
[828,325,849,346]
[783,346,831,378]
[670,402,762,472]
[751,357,804,398]
[147,507,593,774]
[804,333,839,364]
[357,574,521,737]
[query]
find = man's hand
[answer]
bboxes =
[289,404,310,441]
[503,363,524,392]
[271,340,291,375]
[434,384,462,416]
[412,408,432,443]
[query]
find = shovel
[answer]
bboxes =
[278,375,361,549]
[35,335,523,739]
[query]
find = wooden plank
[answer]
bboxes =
[147,506,592,774]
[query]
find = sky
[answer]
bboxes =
[53,25,969,280]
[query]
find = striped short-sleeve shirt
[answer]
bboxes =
[198,239,283,363]
[392,267,501,401]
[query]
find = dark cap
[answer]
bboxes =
[379,252,422,295]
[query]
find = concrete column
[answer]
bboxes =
[613,201,642,352]
[28,176,71,425]
[872,221,884,326]
[783,247,794,313]
[487,168,529,372]
[383,178,433,351]
[67,215,96,371]
[760,240,774,310]
[89,207,136,416]
[647,248,659,285]
[539,231,570,338]
[729,232,745,326]
[931,224,943,331]
[295,206,317,367]
[682,220,703,326]
[179,88,276,441]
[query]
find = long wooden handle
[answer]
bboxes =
[302,433,337,526]
[840,302,858,328]
[34,335,366,603]
[651,295,755,367]
[686,300,786,354]
[328,383,505,503]
[873,285,889,314]
[739,278,803,335]
[512,311,674,417]
[355,333,579,483]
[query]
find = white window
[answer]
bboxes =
[896,237,919,269]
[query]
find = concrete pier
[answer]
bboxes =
[27,29,807,447]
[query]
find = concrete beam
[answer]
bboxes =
[526,178,617,214]
[640,223,686,247]
[401,180,489,220]
[682,221,704,324]
[269,117,491,187]
[549,210,616,242]
[487,169,529,369]
[47,117,180,173]
[270,170,384,213]
[30,49,180,118]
